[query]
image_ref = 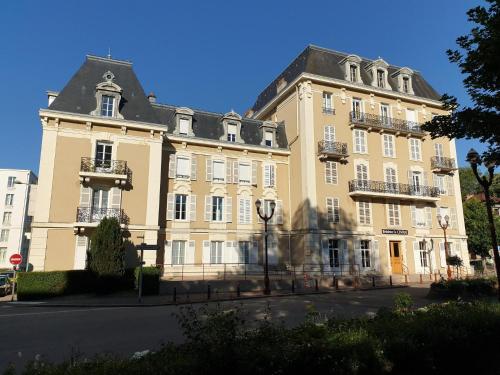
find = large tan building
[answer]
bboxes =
[29,45,469,278]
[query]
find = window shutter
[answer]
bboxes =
[166,193,175,221]
[354,239,361,268]
[74,236,88,270]
[439,242,447,268]
[168,154,176,179]
[79,185,91,207]
[372,240,380,271]
[190,155,197,180]
[324,125,335,142]
[204,196,212,221]
[233,160,239,184]
[450,207,458,229]
[251,161,258,185]
[226,160,232,183]
[326,197,333,222]
[206,158,212,181]
[186,241,195,264]
[410,205,417,227]
[164,240,172,265]
[413,241,421,274]
[190,195,197,222]
[271,165,276,187]
[425,206,432,228]
[407,170,413,185]
[325,162,332,184]
[447,176,455,196]
[238,198,245,224]
[333,198,340,223]
[251,240,259,264]
[321,238,330,266]
[226,197,232,223]
[264,165,270,187]
[331,162,338,184]
[202,241,210,264]
[341,240,349,267]
[276,200,283,224]
[111,188,121,210]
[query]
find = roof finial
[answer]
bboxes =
[107,47,112,59]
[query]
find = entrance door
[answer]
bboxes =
[389,241,403,274]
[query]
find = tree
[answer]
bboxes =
[458,168,482,199]
[87,217,125,277]
[422,0,500,163]
[463,198,500,258]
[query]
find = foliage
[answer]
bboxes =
[87,217,125,278]
[446,255,463,267]
[421,0,500,162]
[459,168,482,199]
[7,301,500,374]
[429,277,497,299]
[392,292,413,313]
[135,266,161,295]
[463,198,500,257]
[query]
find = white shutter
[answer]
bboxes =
[164,240,172,265]
[166,193,175,221]
[354,239,361,268]
[226,160,232,183]
[238,198,245,224]
[407,170,413,185]
[430,247,437,272]
[204,196,212,221]
[245,199,251,224]
[270,165,276,187]
[233,160,239,184]
[413,241,421,274]
[372,240,380,271]
[74,236,88,270]
[321,238,330,266]
[226,241,239,264]
[331,162,338,184]
[325,162,332,184]
[251,240,259,264]
[341,239,349,267]
[251,161,257,185]
[425,206,432,228]
[186,240,195,264]
[410,205,417,227]
[326,197,334,222]
[168,154,176,179]
[439,242,446,268]
[79,185,92,207]
[276,200,283,224]
[333,198,340,223]
[423,171,428,188]
[226,197,232,223]
[324,125,335,141]
[450,207,458,229]
[202,241,210,264]
[190,195,197,222]
[206,158,212,181]
[111,188,121,209]
[191,155,197,180]
[447,176,455,196]
[264,165,270,187]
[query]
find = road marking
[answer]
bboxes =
[0,307,136,318]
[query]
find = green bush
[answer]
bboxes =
[429,277,497,299]
[88,217,125,278]
[135,266,161,295]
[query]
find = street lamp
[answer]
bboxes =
[437,214,452,280]
[466,148,500,301]
[255,199,275,295]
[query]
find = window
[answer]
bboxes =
[434,143,444,158]
[264,130,273,147]
[100,95,114,117]
[326,197,340,223]
[264,164,275,187]
[409,138,421,161]
[179,118,190,135]
[411,171,422,195]
[385,167,398,192]
[352,99,363,119]
[172,240,186,265]
[5,194,14,207]
[263,199,277,224]
[0,248,6,262]
[325,161,338,184]
[324,125,335,142]
[238,197,252,224]
[349,65,358,82]
[411,205,432,228]
[92,189,109,210]
[212,160,225,182]
[0,230,9,242]
[418,241,428,268]
[438,206,458,229]
[387,202,400,226]
[95,142,112,169]
[175,194,187,220]
[227,124,237,142]
[7,177,16,188]
[239,163,251,184]
[328,239,340,267]
[383,134,395,157]
[322,92,333,114]
[2,212,12,225]
[380,104,390,125]
[212,196,224,221]
[360,240,371,268]
[176,157,191,179]
[403,77,410,93]
[358,201,371,225]
[210,241,223,264]
[377,70,385,88]
[356,163,369,189]
[435,174,446,194]
[354,129,367,153]
[238,241,250,264]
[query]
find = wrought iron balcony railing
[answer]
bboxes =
[318,141,348,157]
[349,111,424,134]
[322,107,335,115]
[76,207,128,224]
[80,157,128,175]
[431,156,456,171]
[348,179,440,198]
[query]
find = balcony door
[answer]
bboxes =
[356,163,368,190]
[92,188,110,221]
[380,104,390,126]
[385,167,398,193]
[95,142,113,171]
[411,171,422,195]
[352,99,363,120]
[406,109,417,130]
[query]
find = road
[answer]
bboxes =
[0,286,432,370]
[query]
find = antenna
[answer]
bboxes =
[107,48,112,59]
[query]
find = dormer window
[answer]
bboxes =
[350,65,358,82]
[220,110,244,143]
[377,70,385,88]
[100,95,115,117]
[227,123,237,142]
[174,107,194,136]
[392,67,415,95]
[403,77,410,93]
[260,121,278,148]
[91,71,124,119]
[265,130,273,147]
[366,59,391,91]
[341,54,362,83]
[179,118,190,135]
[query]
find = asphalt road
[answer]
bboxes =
[0,286,432,370]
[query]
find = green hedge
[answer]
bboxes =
[428,277,497,299]
[135,266,161,295]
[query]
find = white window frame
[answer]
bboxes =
[175,194,188,221]
[353,129,367,153]
[387,201,401,227]
[380,104,391,126]
[358,200,371,225]
[238,197,252,224]
[179,118,190,136]
[322,92,333,111]
[227,123,237,142]
[212,196,224,222]
[263,164,276,188]
[210,241,223,264]
[326,197,340,224]
[100,95,115,117]
[238,162,252,185]
[264,130,274,147]
[360,240,371,268]
[328,239,340,268]
[172,240,186,265]
[325,161,338,185]
[352,98,363,120]
[212,160,226,183]
[382,134,395,158]
[176,156,191,180]
[409,138,422,161]
[5,194,14,207]
[7,177,16,188]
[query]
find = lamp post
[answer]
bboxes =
[255,199,275,295]
[466,148,500,301]
[437,214,452,280]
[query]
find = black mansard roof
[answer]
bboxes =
[48,55,288,149]
[251,45,441,113]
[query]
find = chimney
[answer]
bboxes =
[47,91,59,106]
[147,92,157,103]
[244,108,254,118]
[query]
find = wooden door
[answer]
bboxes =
[390,241,403,274]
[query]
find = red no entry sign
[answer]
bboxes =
[9,254,22,265]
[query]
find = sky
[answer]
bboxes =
[0,0,489,174]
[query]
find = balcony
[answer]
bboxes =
[74,207,128,233]
[322,107,335,115]
[431,156,457,173]
[318,141,348,160]
[348,180,440,202]
[349,111,424,137]
[79,157,129,186]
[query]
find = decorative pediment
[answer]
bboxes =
[340,54,362,64]
[223,110,242,122]
[95,71,123,94]
[90,70,124,118]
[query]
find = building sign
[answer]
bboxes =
[382,229,408,235]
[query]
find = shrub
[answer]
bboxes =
[393,292,413,312]
[135,266,161,295]
[429,277,497,299]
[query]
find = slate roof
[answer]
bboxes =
[48,55,288,149]
[251,45,442,113]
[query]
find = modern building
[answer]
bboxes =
[0,169,37,269]
[29,45,469,277]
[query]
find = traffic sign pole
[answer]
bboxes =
[9,254,22,302]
